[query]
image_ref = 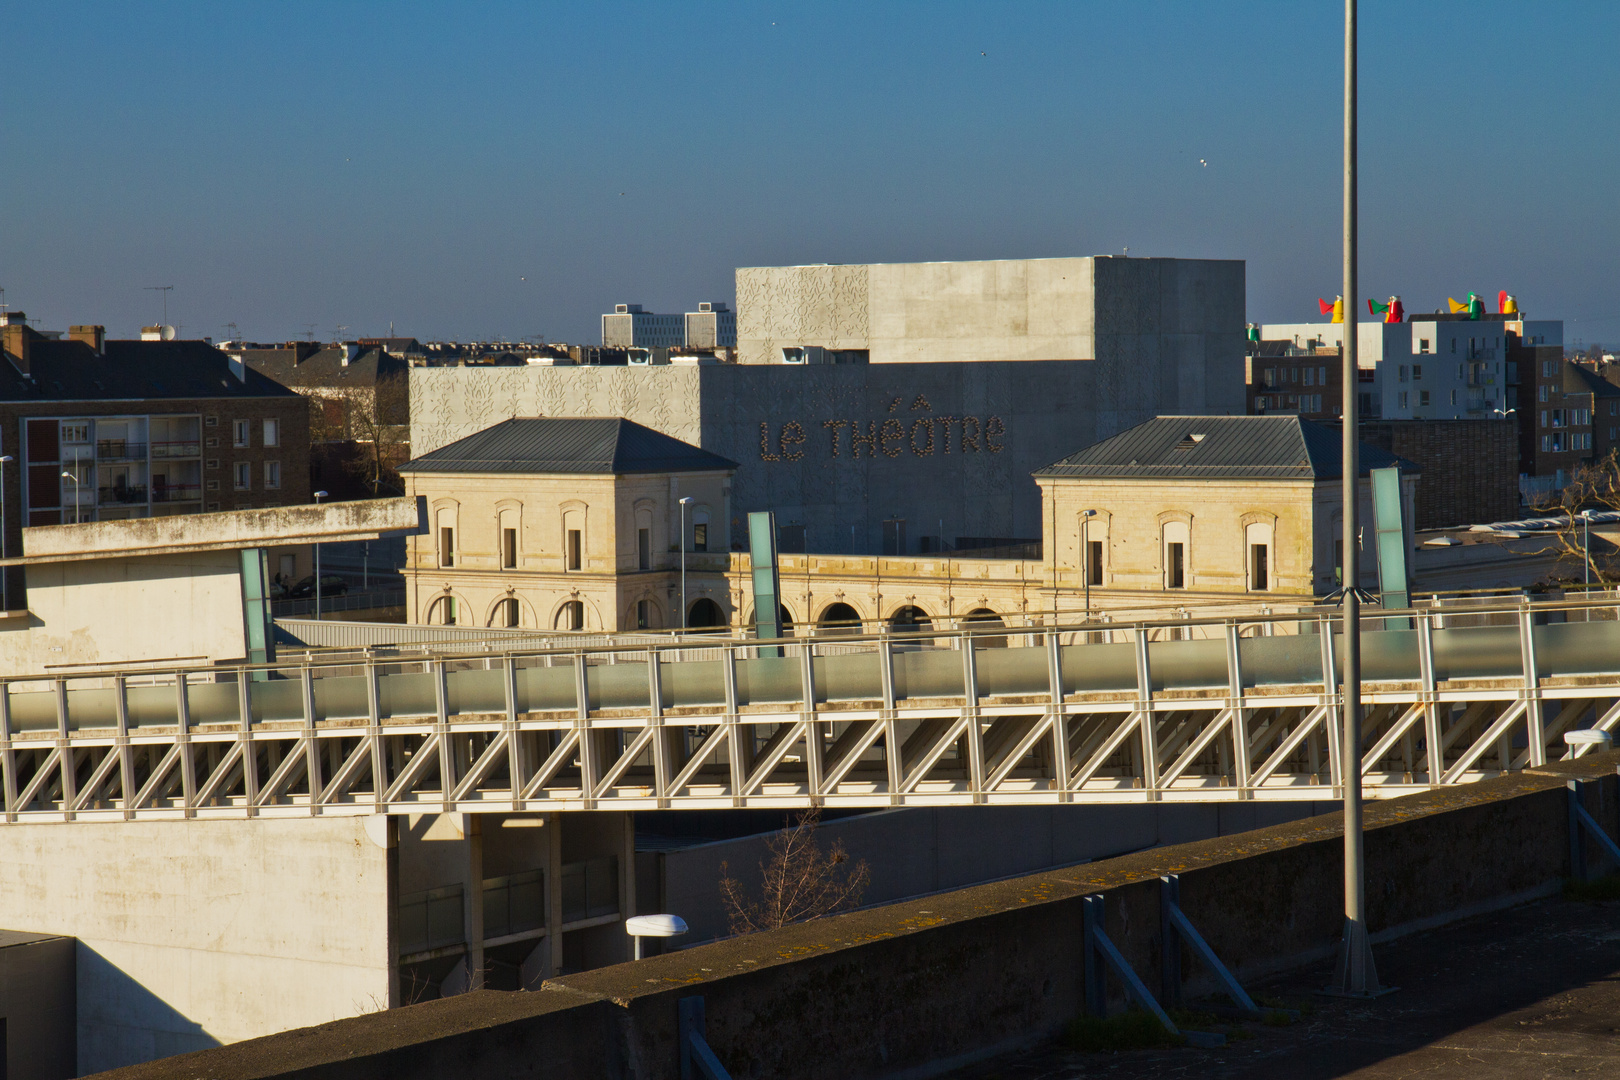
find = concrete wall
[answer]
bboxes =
[409,358,1244,556]
[646,802,1337,947]
[0,817,394,1074]
[96,752,1620,1080]
[0,932,75,1080]
[734,258,1246,379]
[0,550,247,674]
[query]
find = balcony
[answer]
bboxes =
[151,483,202,504]
[95,440,147,461]
[151,440,201,459]
[98,484,148,506]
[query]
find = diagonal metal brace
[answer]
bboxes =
[1568,780,1620,881]
[1084,894,1225,1047]
[679,996,733,1080]
[1160,874,1259,1014]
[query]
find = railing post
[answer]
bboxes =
[303,666,324,813]
[880,633,902,803]
[237,671,258,814]
[1569,778,1587,882]
[962,632,985,801]
[174,671,195,816]
[1225,622,1250,798]
[435,660,456,812]
[54,679,75,818]
[0,683,15,821]
[368,656,387,811]
[1320,614,1344,791]
[1417,612,1442,786]
[1046,631,1068,798]
[1518,604,1546,768]
[722,644,743,805]
[1133,628,1158,798]
[649,648,670,807]
[798,642,822,800]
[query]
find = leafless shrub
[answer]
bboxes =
[718,807,870,935]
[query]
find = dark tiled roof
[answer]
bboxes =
[0,338,299,401]
[1033,415,1419,480]
[1565,364,1620,398]
[240,346,407,389]
[399,417,739,475]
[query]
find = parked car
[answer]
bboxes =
[286,574,348,599]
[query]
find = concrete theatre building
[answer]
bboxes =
[411,256,1248,557]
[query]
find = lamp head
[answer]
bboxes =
[313,490,329,500]
[679,496,694,506]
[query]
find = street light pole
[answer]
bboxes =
[60,469,82,526]
[678,496,693,631]
[1331,0,1382,998]
[313,490,328,620]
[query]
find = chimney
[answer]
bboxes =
[1,314,30,375]
[69,325,106,355]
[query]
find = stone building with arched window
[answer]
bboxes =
[399,417,737,632]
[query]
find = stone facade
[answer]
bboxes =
[409,357,1244,557]
[404,465,733,631]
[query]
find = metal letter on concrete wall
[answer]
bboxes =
[748,511,782,656]
[1370,466,1408,610]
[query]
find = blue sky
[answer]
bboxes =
[2,2,1617,346]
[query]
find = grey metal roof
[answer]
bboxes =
[1033,415,1419,481]
[398,417,738,475]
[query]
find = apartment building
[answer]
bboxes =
[0,317,311,554]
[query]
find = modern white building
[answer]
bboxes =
[684,301,736,349]
[600,303,685,349]
[1258,316,1562,421]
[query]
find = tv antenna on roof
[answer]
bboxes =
[144,285,174,324]
[336,325,349,343]
[223,322,239,342]
[303,324,318,342]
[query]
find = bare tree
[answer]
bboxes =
[1526,451,1620,585]
[718,807,870,935]
[305,373,410,497]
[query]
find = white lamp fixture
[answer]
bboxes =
[625,913,689,959]
[1564,729,1613,758]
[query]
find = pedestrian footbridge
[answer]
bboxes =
[3,600,1618,822]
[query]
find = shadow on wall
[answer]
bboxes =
[641,802,1341,947]
[77,946,218,1074]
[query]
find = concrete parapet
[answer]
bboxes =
[90,752,1620,1080]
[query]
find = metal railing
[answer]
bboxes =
[2,596,1618,822]
[151,440,202,459]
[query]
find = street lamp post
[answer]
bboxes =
[60,470,82,525]
[678,497,693,631]
[1581,510,1594,619]
[1080,510,1097,618]
[313,490,329,620]
[1331,0,1383,998]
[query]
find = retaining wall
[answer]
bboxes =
[92,752,1620,1080]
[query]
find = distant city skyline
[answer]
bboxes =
[3,1,1617,348]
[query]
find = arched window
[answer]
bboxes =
[555,600,584,631]
[428,596,458,626]
[889,605,931,631]
[493,597,520,628]
[817,602,861,635]
[687,598,724,629]
[962,608,1005,648]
